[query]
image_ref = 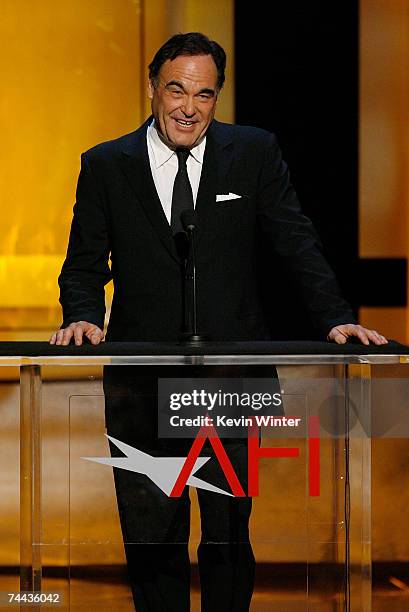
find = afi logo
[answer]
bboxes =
[83,416,320,497]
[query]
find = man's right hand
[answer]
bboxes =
[49,321,104,346]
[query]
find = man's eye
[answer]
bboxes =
[170,89,183,96]
[198,94,211,100]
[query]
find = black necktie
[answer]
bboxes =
[171,148,194,235]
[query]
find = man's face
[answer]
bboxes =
[148,54,218,149]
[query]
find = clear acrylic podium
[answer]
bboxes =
[1,340,408,611]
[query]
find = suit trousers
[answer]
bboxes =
[103,364,279,611]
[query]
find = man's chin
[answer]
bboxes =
[156,123,207,149]
[169,133,200,149]
[156,128,193,150]
[164,123,207,149]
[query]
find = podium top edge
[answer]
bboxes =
[0,340,406,365]
[0,354,404,366]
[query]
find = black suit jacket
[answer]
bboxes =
[59,118,355,341]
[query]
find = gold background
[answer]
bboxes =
[0,0,234,337]
[0,0,141,329]
[359,0,409,343]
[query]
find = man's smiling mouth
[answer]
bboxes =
[175,119,196,127]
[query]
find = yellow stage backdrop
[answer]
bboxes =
[359,0,409,342]
[0,0,234,338]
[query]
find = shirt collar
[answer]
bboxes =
[147,119,206,168]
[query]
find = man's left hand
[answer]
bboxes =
[327,324,388,345]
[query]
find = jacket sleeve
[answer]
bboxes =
[58,153,112,329]
[257,132,356,338]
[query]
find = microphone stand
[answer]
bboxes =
[180,213,207,345]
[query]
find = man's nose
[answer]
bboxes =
[181,96,195,117]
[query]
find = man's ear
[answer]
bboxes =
[147,79,154,100]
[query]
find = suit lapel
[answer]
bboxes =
[195,120,234,247]
[120,120,180,263]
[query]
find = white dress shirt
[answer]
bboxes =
[146,120,206,224]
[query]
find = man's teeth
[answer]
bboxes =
[176,120,194,126]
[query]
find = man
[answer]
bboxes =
[50,32,387,611]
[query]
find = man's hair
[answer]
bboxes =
[148,32,226,92]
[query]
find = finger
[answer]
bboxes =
[49,332,57,345]
[73,325,85,346]
[327,326,348,342]
[331,331,348,344]
[89,327,103,345]
[84,325,97,339]
[354,327,370,345]
[84,325,103,342]
[363,329,383,345]
[61,328,74,346]
[371,331,388,344]
[55,329,66,345]
[373,331,388,345]
[90,332,102,345]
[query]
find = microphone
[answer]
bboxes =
[179,209,207,345]
[181,209,198,232]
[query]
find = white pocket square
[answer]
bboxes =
[216,192,242,202]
